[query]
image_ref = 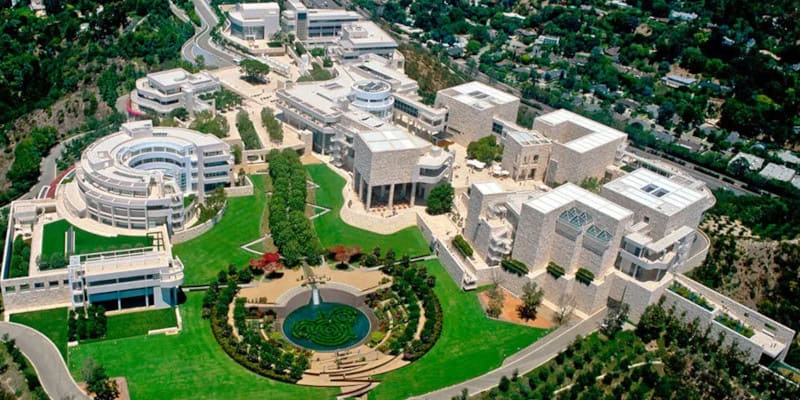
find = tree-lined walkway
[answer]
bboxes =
[0,322,89,400]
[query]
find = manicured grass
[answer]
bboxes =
[10,307,69,361]
[41,219,153,260]
[370,260,549,399]
[105,308,179,340]
[69,293,335,400]
[174,175,267,285]
[306,164,431,257]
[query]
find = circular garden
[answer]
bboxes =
[283,302,371,351]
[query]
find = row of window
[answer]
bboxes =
[88,274,161,287]
[4,279,69,293]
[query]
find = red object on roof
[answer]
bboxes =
[46,164,76,199]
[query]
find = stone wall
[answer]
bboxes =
[171,204,227,244]
[224,176,254,197]
[662,289,763,363]
[1,271,71,312]
[436,241,467,289]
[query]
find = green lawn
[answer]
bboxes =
[105,307,178,340]
[174,175,267,285]
[41,219,153,260]
[69,293,335,400]
[306,164,431,257]
[370,259,549,399]
[10,307,69,361]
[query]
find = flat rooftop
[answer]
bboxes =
[148,68,191,87]
[508,130,549,146]
[526,183,632,221]
[759,162,796,182]
[536,109,627,153]
[281,75,356,119]
[603,168,708,216]
[359,129,428,153]
[440,81,518,110]
[340,21,397,47]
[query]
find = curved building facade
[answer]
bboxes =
[70,120,232,231]
[350,79,394,119]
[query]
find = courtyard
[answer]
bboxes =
[52,158,549,398]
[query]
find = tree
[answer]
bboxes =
[467,135,503,164]
[602,302,630,337]
[486,286,504,318]
[466,40,482,55]
[261,107,283,143]
[81,357,119,400]
[232,145,242,165]
[426,183,454,215]
[239,59,270,83]
[517,281,544,321]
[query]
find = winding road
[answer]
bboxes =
[178,0,240,67]
[0,322,88,400]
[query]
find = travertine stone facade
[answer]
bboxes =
[533,110,626,184]
[435,82,520,146]
[501,131,552,182]
[512,184,632,277]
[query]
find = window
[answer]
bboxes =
[49,281,60,288]
[34,282,45,289]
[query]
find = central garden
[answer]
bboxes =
[284,303,370,351]
[58,157,548,399]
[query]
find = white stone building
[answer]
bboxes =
[533,109,627,185]
[1,202,184,313]
[501,130,552,182]
[227,2,281,40]
[353,129,453,209]
[130,68,220,116]
[602,168,715,283]
[434,81,520,146]
[282,0,360,42]
[65,121,232,231]
[334,21,398,60]
[464,182,633,315]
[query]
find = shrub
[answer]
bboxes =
[501,258,529,276]
[452,235,473,257]
[575,268,595,285]
[546,262,565,279]
[236,110,262,150]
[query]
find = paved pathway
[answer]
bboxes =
[0,322,89,400]
[409,308,607,399]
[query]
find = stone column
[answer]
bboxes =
[410,182,417,206]
[366,185,372,210]
[388,184,395,208]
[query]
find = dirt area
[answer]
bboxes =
[1,86,113,190]
[477,287,555,329]
[78,377,129,400]
[239,264,388,304]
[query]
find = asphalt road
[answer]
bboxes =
[0,322,89,400]
[179,0,238,67]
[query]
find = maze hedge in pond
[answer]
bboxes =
[290,306,359,347]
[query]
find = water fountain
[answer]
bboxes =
[311,286,321,305]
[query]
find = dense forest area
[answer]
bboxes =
[359,0,800,145]
[0,0,194,205]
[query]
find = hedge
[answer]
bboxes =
[452,235,473,258]
[235,110,262,150]
[547,262,565,279]
[501,258,529,276]
[575,268,595,285]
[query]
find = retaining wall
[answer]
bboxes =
[171,204,227,244]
